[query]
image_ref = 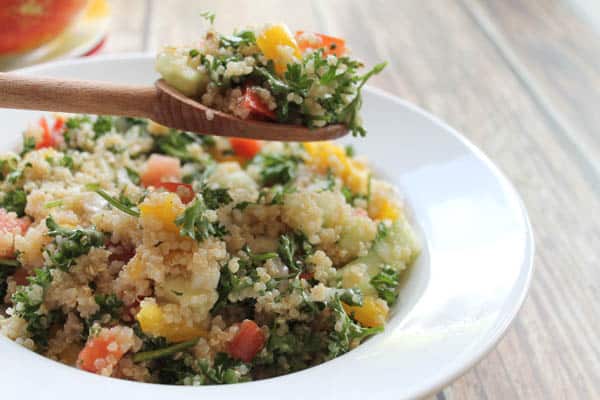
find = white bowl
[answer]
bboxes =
[0,54,534,400]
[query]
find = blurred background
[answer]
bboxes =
[2,0,599,399]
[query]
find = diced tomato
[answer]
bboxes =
[227,320,265,362]
[77,326,133,374]
[242,88,276,120]
[229,138,262,159]
[11,268,30,286]
[0,209,30,258]
[141,154,182,187]
[155,182,195,204]
[299,271,314,280]
[295,31,347,57]
[36,117,55,149]
[52,115,65,133]
[0,209,29,234]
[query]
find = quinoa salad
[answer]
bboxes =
[156,18,386,137]
[0,112,419,384]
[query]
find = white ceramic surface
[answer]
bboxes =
[0,55,534,400]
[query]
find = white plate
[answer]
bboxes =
[0,55,534,400]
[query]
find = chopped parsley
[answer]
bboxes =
[92,116,113,139]
[0,258,19,302]
[20,136,36,156]
[370,265,401,306]
[11,266,58,349]
[253,153,302,186]
[201,186,233,210]
[176,198,228,242]
[277,232,313,273]
[45,216,105,271]
[0,189,27,217]
[86,184,140,217]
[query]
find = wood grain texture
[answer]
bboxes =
[0,73,156,119]
[102,0,600,398]
[469,0,600,185]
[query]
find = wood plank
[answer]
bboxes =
[314,1,600,398]
[465,0,600,187]
[103,0,148,52]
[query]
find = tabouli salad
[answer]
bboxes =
[156,18,386,137]
[0,114,419,384]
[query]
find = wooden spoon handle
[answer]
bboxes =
[0,73,157,119]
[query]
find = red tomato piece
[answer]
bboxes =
[52,116,65,133]
[0,209,30,258]
[295,31,347,57]
[141,154,182,187]
[227,320,265,362]
[155,182,195,204]
[299,271,314,280]
[242,88,276,120]
[11,268,30,286]
[36,117,55,149]
[77,327,132,374]
[229,137,262,159]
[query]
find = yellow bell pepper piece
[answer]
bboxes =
[304,142,369,194]
[136,301,207,342]
[343,296,389,328]
[139,193,181,233]
[256,23,301,75]
[372,199,400,221]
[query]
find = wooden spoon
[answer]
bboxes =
[0,73,348,142]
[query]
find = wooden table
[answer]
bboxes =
[104,0,600,398]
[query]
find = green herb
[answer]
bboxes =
[189,49,199,58]
[233,201,251,211]
[200,11,216,24]
[133,338,198,362]
[155,130,203,162]
[323,168,336,191]
[375,222,389,242]
[60,155,74,169]
[276,232,313,273]
[44,200,64,209]
[339,288,363,306]
[20,136,36,156]
[220,30,256,49]
[92,116,113,139]
[11,266,59,348]
[176,198,227,242]
[370,265,400,306]
[0,156,18,180]
[45,216,105,271]
[340,62,387,137]
[327,297,383,358]
[197,352,250,384]
[7,162,31,185]
[125,167,140,185]
[254,153,302,186]
[201,186,233,210]
[266,182,296,205]
[86,183,140,217]
[93,293,123,321]
[0,189,27,217]
[344,145,355,157]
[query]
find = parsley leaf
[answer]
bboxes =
[45,216,105,271]
[370,265,400,306]
[0,189,27,217]
[92,116,113,139]
[86,184,140,217]
[253,153,302,186]
[176,198,227,242]
[201,186,233,210]
[20,136,36,156]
